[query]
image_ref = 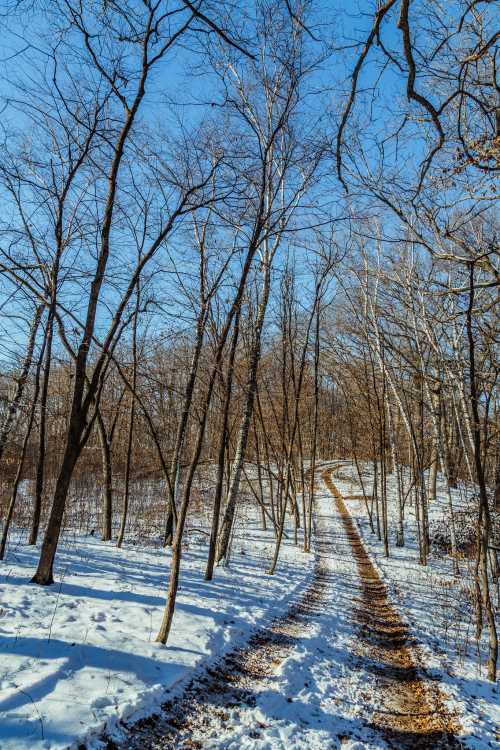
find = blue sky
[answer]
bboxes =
[0,0,469,368]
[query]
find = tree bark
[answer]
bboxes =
[0,304,43,465]
[466,261,497,682]
[216,259,271,564]
[96,409,113,542]
[29,309,54,545]
[0,331,46,559]
[205,309,240,581]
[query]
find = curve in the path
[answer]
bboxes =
[101,466,465,750]
[323,467,464,750]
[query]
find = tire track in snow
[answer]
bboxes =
[103,487,333,749]
[100,466,465,750]
[323,467,465,750]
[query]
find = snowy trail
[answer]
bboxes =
[103,481,335,749]
[323,468,464,749]
[102,466,466,750]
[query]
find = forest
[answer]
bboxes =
[0,1,498,748]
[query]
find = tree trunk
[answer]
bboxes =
[387,401,404,546]
[305,302,321,551]
[466,262,497,682]
[428,442,439,503]
[205,310,240,581]
[117,281,140,549]
[31,436,82,584]
[116,393,135,548]
[29,310,54,546]
[0,304,43,465]
[1,332,46,559]
[165,309,208,546]
[216,259,271,564]
[96,410,113,542]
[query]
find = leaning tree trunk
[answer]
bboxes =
[117,282,140,549]
[31,434,82,584]
[305,303,320,551]
[156,362,218,643]
[205,310,240,581]
[216,260,271,564]
[156,211,269,643]
[164,308,207,546]
[0,332,46,559]
[0,304,43,465]
[157,316,239,641]
[268,294,317,575]
[29,309,55,545]
[466,262,497,682]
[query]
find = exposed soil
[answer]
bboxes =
[100,466,465,750]
[323,467,464,750]
[103,502,333,749]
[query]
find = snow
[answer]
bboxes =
[178,481,387,749]
[1,463,498,750]
[0,502,313,750]
[333,461,499,750]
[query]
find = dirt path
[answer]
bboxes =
[323,467,463,749]
[101,466,465,750]
[104,498,333,749]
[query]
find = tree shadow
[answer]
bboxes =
[0,635,191,716]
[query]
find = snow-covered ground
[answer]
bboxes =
[333,461,499,750]
[0,502,313,750]
[149,473,397,750]
[1,464,498,750]
[105,466,472,750]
